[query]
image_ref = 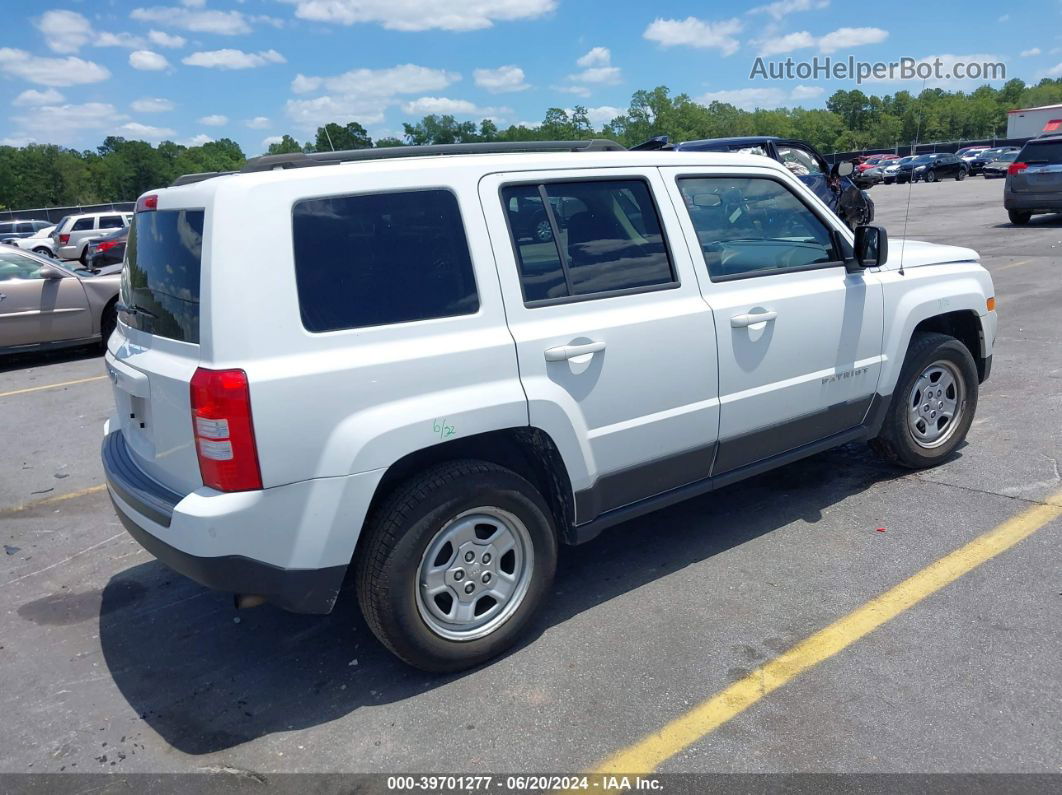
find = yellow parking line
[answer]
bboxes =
[0,375,107,399]
[592,491,1062,775]
[0,484,107,517]
[997,258,1034,271]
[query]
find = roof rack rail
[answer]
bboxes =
[170,171,235,187]
[239,139,626,173]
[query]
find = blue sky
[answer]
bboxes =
[1,0,1059,154]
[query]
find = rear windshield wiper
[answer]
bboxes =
[117,301,158,319]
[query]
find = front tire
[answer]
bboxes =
[356,460,558,672]
[32,246,52,256]
[1008,210,1031,225]
[870,333,978,469]
[925,169,937,183]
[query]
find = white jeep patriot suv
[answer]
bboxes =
[102,140,996,671]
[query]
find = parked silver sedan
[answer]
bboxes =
[0,246,120,355]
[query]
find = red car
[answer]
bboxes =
[857,154,900,172]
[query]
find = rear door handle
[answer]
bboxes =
[730,310,777,328]
[544,341,606,361]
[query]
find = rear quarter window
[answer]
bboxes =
[291,189,479,332]
[71,217,94,231]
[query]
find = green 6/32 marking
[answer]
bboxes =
[433,418,456,439]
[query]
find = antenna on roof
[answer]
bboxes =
[898,76,929,277]
[323,126,335,152]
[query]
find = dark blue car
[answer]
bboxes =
[636,136,874,230]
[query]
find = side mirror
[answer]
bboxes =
[852,225,888,271]
[831,160,854,178]
[38,264,65,279]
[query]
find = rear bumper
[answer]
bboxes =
[1004,189,1062,212]
[102,430,348,614]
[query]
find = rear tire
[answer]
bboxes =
[1008,210,1031,225]
[956,168,966,181]
[32,246,51,256]
[355,460,558,672]
[870,333,978,469]
[925,169,937,183]
[79,249,88,266]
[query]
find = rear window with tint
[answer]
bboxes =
[292,189,479,332]
[121,209,204,343]
[0,223,13,234]
[71,217,94,231]
[1018,140,1062,164]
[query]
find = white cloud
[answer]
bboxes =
[576,47,611,68]
[182,133,213,146]
[0,48,110,86]
[757,31,815,56]
[748,0,829,21]
[643,17,743,56]
[280,0,555,31]
[36,10,92,54]
[584,105,623,126]
[697,84,830,110]
[148,30,187,48]
[790,84,824,100]
[293,65,457,104]
[246,116,271,129]
[262,135,284,147]
[1021,47,1041,57]
[699,87,787,109]
[129,50,170,70]
[182,0,206,7]
[755,26,887,55]
[817,27,888,54]
[1042,62,1062,78]
[130,7,252,35]
[567,47,621,86]
[11,102,121,145]
[287,64,460,128]
[474,65,529,93]
[554,84,591,97]
[115,121,177,141]
[401,97,510,117]
[182,49,285,69]
[198,114,228,126]
[37,10,145,52]
[131,97,175,112]
[97,32,148,48]
[997,14,1009,22]
[12,88,65,107]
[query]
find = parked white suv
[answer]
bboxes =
[51,211,132,263]
[103,142,996,671]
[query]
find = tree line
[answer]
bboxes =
[2,77,1060,211]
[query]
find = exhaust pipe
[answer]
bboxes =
[234,594,267,609]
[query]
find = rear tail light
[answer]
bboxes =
[97,240,121,252]
[59,233,70,245]
[136,194,158,212]
[190,368,262,492]
[1007,162,1028,175]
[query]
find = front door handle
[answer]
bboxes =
[730,310,777,328]
[544,341,606,361]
